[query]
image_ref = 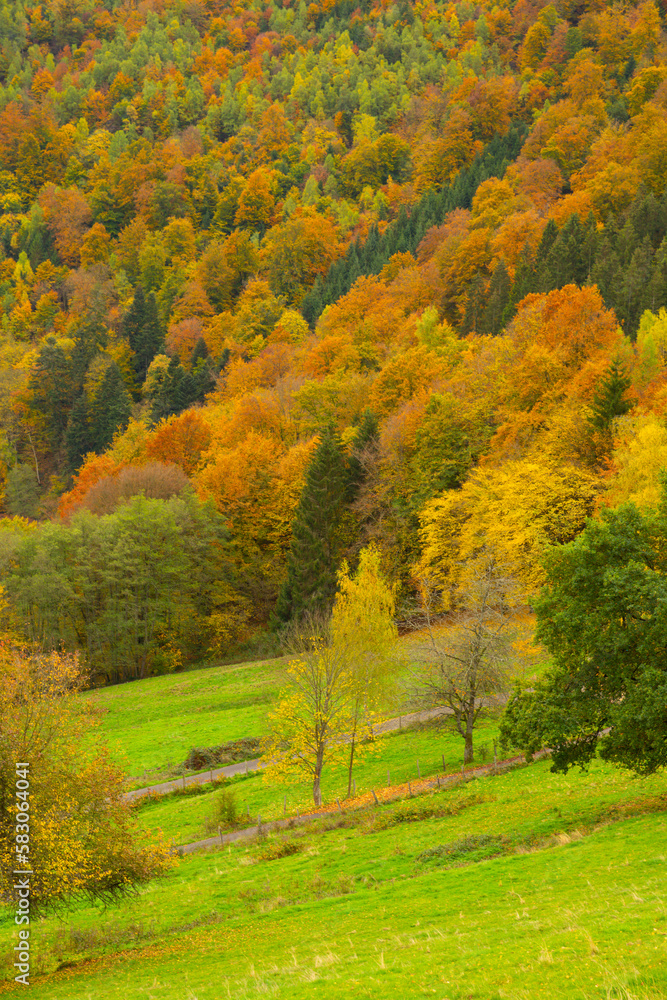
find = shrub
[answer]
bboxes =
[184,737,262,770]
[203,788,239,834]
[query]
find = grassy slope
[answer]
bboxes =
[1,758,665,999]
[135,717,503,845]
[84,657,287,778]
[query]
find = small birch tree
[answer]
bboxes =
[261,621,354,807]
[262,546,399,805]
[331,545,398,796]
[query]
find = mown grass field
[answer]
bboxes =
[1,756,665,999]
[83,657,288,779]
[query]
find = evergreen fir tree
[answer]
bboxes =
[123,285,147,349]
[89,363,132,453]
[65,394,93,470]
[534,218,559,288]
[274,425,351,625]
[461,273,487,334]
[133,291,164,383]
[123,287,164,384]
[588,360,633,433]
[580,213,601,280]
[191,336,209,367]
[615,219,639,269]
[347,409,379,499]
[628,188,667,248]
[590,235,621,311]
[544,214,585,290]
[619,236,654,335]
[27,337,75,450]
[481,261,510,335]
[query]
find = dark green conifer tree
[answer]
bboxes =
[461,273,487,334]
[27,337,75,450]
[124,287,164,385]
[191,336,209,367]
[65,394,93,470]
[588,360,633,435]
[481,260,510,335]
[89,363,132,454]
[274,425,351,625]
[619,237,655,335]
[543,214,585,290]
[347,409,379,498]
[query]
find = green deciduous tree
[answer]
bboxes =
[3,493,234,683]
[501,487,667,775]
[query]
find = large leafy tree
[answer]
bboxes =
[501,488,667,775]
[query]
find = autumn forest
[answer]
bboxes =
[1,0,667,683]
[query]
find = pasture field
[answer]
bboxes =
[1,756,665,999]
[86,619,544,785]
[84,657,288,779]
[135,716,503,845]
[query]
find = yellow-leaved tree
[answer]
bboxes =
[261,546,399,805]
[603,413,667,511]
[416,460,600,605]
[330,545,399,796]
[0,646,174,914]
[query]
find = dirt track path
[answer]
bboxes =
[122,707,453,804]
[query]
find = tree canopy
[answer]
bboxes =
[501,485,667,775]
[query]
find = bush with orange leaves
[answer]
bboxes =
[0,646,175,914]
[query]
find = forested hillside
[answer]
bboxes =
[2,0,667,681]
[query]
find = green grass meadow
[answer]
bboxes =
[135,717,503,845]
[84,657,288,779]
[2,649,666,999]
[1,758,666,998]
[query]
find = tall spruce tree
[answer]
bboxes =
[124,287,164,384]
[588,360,633,434]
[275,425,351,625]
[347,409,379,499]
[481,260,510,335]
[89,363,132,454]
[65,394,93,470]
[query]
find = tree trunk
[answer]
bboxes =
[464,717,474,764]
[313,748,325,806]
[346,733,356,798]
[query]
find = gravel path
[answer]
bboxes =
[122,706,454,804]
